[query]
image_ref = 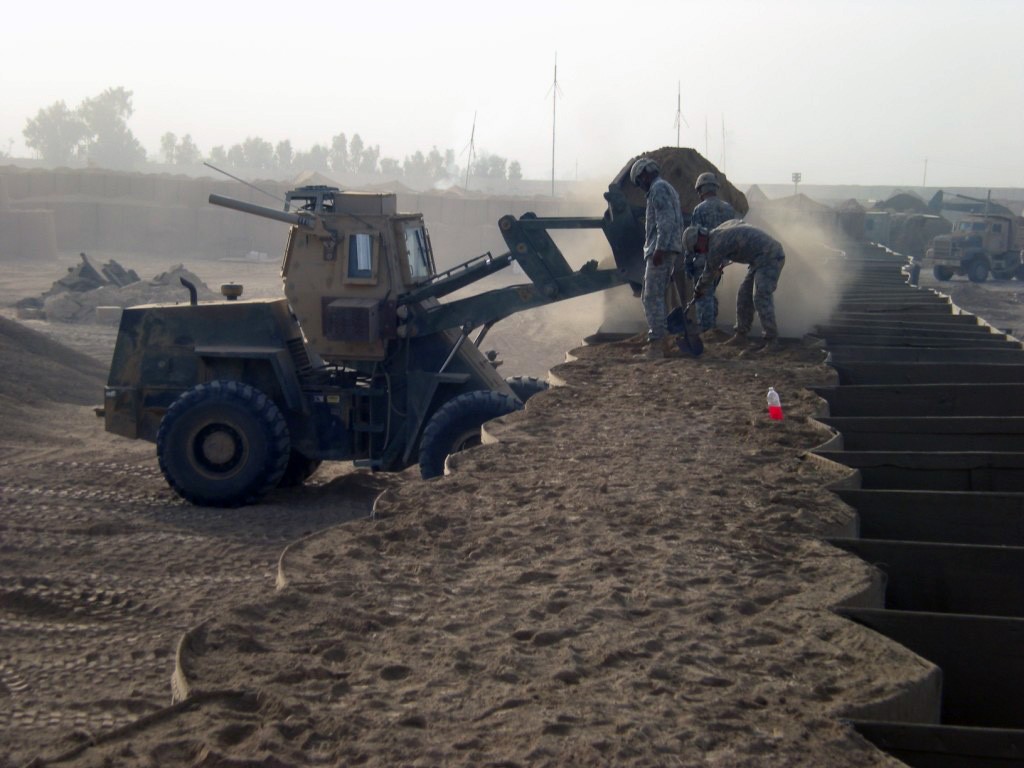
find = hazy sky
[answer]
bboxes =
[3,0,1022,188]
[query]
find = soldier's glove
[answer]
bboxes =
[683,253,696,280]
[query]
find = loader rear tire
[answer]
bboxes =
[157,380,290,507]
[419,391,521,479]
[278,451,322,488]
[932,266,953,281]
[505,375,550,404]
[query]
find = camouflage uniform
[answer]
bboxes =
[695,220,785,340]
[689,197,737,331]
[642,177,684,341]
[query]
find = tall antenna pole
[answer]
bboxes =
[721,115,726,172]
[673,81,688,147]
[677,83,681,147]
[463,111,476,191]
[550,53,560,197]
[922,157,928,187]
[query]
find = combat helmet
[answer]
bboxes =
[694,172,720,192]
[629,157,660,185]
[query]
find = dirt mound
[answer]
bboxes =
[42,265,217,323]
[613,147,749,215]
[759,192,833,214]
[0,316,106,405]
[873,192,928,214]
[0,315,107,450]
[31,340,931,768]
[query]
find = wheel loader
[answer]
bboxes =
[103,178,650,506]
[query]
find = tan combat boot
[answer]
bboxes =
[702,328,731,344]
[723,332,748,347]
[630,342,663,360]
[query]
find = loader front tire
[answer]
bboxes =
[505,375,550,404]
[419,391,521,479]
[278,451,322,488]
[157,380,290,507]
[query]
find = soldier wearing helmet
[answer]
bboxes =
[684,219,785,353]
[629,157,684,359]
[688,172,737,335]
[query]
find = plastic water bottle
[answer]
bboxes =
[767,387,784,420]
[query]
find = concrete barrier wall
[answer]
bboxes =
[0,167,600,260]
[0,210,59,261]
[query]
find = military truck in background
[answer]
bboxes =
[102,183,650,507]
[923,212,1024,283]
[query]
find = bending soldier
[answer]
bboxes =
[685,220,785,353]
[688,172,736,334]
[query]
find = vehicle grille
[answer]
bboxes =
[287,337,313,375]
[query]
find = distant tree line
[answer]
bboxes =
[22,87,523,185]
[22,87,146,170]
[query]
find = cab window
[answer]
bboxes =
[404,224,432,279]
[347,233,374,278]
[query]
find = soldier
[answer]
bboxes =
[630,157,684,359]
[688,172,736,335]
[684,220,785,352]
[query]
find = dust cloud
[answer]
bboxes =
[591,195,856,340]
[731,210,852,338]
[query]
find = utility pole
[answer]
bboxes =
[923,157,928,187]
[462,112,476,191]
[792,172,802,196]
[547,53,564,198]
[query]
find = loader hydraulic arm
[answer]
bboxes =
[396,213,629,339]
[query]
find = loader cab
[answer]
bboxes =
[280,186,435,363]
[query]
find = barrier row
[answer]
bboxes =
[812,245,1024,765]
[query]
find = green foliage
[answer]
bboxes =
[208,146,228,165]
[160,132,178,163]
[77,87,146,169]
[19,88,521,184]
[293,144,330,174]
[472,153,508,181]
[161,132,202,165]
[23,87,144,169]
[275,140,294,173]
[176,135,202,166]
[348,134,364,172]
[379,157,401,176]
[329,133,348,173]
[23,101,87,165]
[357,143,380,175]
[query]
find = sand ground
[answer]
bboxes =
[1,253,1022,766]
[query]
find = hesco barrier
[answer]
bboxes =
[811,244,1024,766]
